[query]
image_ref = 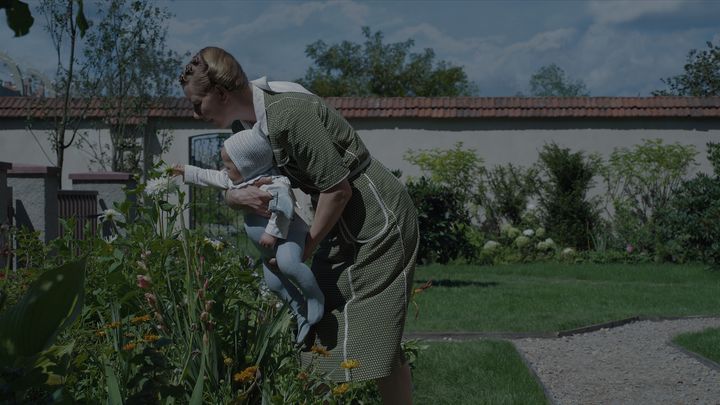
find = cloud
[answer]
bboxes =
[588,0,685,25]
[505,28,577,53]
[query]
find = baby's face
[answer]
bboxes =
[220,147,244,184]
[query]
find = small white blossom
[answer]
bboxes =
[483,240,500,251]
[100,208,124,223]
[514,235,530,248]
[145,176,171,196]
[561,247,576,256]
[544,238,555,247]
[204,237,224,251]
[522,229,534,237]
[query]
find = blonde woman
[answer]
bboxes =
[179,47,419,405]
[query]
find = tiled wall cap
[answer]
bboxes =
[7,164,61,175]
[69,172,134,181]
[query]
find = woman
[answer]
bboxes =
[179,47,418,404]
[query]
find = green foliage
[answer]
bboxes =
[2,0,34,37]
[406,177,474,264]
[0,260,85,403]
[653,41,720,96]
[536,142,602,250]
[707,141,720,175]
[529,63,589,97]
[656,172,720,268]
[480,163,539,233]
[603,139,697,253]
[299,26,477,96]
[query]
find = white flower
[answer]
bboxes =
[536,228,546,238]
[522,229,534,237]
[514,235,530,248]
[100,208,124,222]
[561,247,576,256]
[204,237,224,251]
[483,240,500,251]
[544,238,555,247]
[536,241,549,251]
[145,176,171,196]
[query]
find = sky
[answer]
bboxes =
[2,0,720,97]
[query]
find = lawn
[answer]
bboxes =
[412,340,548,405]
[673,327,720,365]
[406,262,720,332]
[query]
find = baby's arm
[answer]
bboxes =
[181,165,234,189]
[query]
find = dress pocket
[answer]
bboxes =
[338,174,390,244]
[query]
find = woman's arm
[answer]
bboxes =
[224,178,274,217]
[303,178,352,261]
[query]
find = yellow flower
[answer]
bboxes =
[131,314,152,324]
[143,334,160,343]
[123,332,134,339]
[332,383,350,396]
[340,359,359,370]
[122,342,136,351]
[310,345,330,357]
[107,321,121,329]
[223,357,233,366]
[95,330,106,337]
[233,366,258,383]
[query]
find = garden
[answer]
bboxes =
[1,138,719,404]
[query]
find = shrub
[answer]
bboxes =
[603,139,697,253]
[480,163,539,233]
[406,177,474,264]
[536,143,602,250]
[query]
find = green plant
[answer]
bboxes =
[405,141,486,219]
[481,163,539,233]
[406,177,474,264]
[536,142,602,250]
[603,139,697,253]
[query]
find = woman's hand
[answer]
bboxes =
[224,177,274,217]
[303,179,352,262]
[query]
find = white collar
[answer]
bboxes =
[242,77,314,134]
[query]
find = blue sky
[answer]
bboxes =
[2,0,720,96]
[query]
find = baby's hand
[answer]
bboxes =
[259,232,277,249]
[171,164,184,177]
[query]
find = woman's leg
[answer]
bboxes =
[376,361,413,405]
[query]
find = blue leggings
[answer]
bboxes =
[244,214,324,342]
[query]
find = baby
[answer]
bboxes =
[174,124,323,344]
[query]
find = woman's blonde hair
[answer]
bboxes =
[179,47,248,93]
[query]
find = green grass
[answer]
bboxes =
[406,263,720,332]
[412,340,548,405]
[673,327,720,365]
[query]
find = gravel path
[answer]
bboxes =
[513,317,720,405]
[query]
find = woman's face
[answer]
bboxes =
[183,79,234,129]
[220,147,243,184]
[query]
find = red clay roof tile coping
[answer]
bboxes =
[8,164,61,176]
[1,96,720,119]
[69,172,134,181]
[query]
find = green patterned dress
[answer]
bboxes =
[261,90,419,382]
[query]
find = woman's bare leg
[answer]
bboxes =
[376,361,412,405]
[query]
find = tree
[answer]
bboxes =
[298,26,477,97]
[3,0,88,37]
[78,0,184,173]
[653,41,720,96]
[30,0,89,180]
[529,64,589,97]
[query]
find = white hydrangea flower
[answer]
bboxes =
[536,227,546,238]
[514,235,530,248]
[204,237,224,251]
[483,240,500,251]
[536,241,548,251]
[561,247,576,256]
[544,238,555,247]
[522,229,534,237]
[100,208,124,223]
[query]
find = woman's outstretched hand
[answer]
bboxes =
[224,177,274,217]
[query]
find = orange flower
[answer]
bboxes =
[131,314,152,324]
[143,334,160,343]
[107,321,121,329]
[122,342,136,351]
[95,330,106,337]
[233,366,258,383]
[340,359,359,370]
[332,383,350,396]
[310,345,330,357]
[223,356,233,366]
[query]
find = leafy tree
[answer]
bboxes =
[529,63,589,97]
[29,0,89,180]
[299,26,477,96]
[653,41,720,96]
[78,0,184,173]
[3,0,88,37]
